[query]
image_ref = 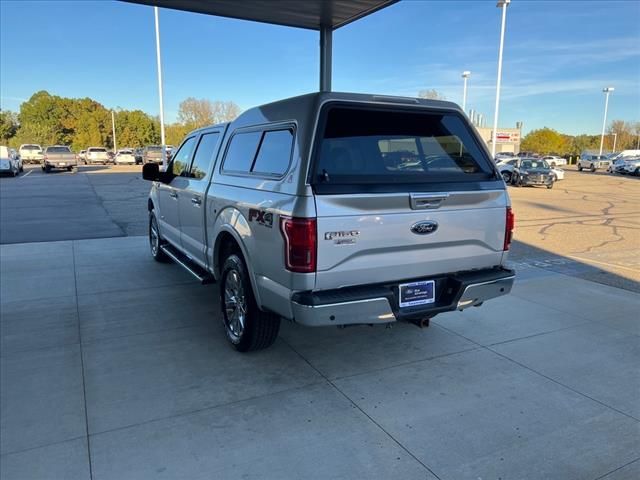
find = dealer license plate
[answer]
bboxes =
[399,280,435,308]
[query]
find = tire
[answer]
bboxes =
[149,210,169,262]
[220,253,280,352]
[578,164,583,172]
[44,164,51,173]
[547,182,554,189]
[634,168,640,177]
[501,171,512,183]
[66,166,73,172]
[590,164,596,173]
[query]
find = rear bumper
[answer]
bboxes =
[290,267,515,327]
[46,161,77,167]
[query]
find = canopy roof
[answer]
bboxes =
[125,0,398,30]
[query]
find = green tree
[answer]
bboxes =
[0,110,18,143]
[177,97,241,130]
[521,127,568,155]
[115,110,159,148]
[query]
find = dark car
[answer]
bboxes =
[511,158,555,189]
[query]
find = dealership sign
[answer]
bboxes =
[493,131,520,143]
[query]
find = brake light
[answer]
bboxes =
[280,217,317,273]
[504,206,515,251]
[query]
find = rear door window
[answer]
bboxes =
[313,106,495,191]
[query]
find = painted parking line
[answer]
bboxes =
[20,169,34,178]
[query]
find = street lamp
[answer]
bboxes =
[111,110,117,154]
[599,87,614,156]
[461,71,471,113]
[491,0,510,157]
[154,6,167,168]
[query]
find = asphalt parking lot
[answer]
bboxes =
[1,164,639,479]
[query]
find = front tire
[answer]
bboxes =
[590,164,596,172]
[501,171,512,183]
[149,210,169,262]
[578,164,583,171]
[220,253,280,352]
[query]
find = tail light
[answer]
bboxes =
[280,216,317,273]
[504,206,515,251]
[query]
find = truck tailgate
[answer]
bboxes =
[314,191,507,290]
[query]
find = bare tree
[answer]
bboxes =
[177,98,241,129]
[418,89,446,100]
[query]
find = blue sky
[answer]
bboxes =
[1,0,639,135]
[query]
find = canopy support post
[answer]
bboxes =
[320,25,332,91]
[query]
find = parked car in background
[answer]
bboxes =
[542,155,567,167]
[42,145,77,173]
[134,148,143,164]
[0,145,22,176]
[114,149,137,165]
[550,167,565,181]
[85,147,112,165]
[142,145,164,164]
[578,152,610,172]
[141,92,515,352]
[19,144,44,164]
[495,157,518,183]
[511,158,555,188]
[621,158,640,175]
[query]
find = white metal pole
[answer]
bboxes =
[612,133,617,152]
[491,2,509,158]
[154,6,167,167]
[111,110,117,153]
[462,77,468,112]
[599,90,611,157]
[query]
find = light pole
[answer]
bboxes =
[491,0,510,158]
[611,132,617,153]
[154,6,167,167]
[599,87,614,156]
[461,71,471,113]
[111,110,117,153]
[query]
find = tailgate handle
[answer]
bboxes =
[410,193,449,210]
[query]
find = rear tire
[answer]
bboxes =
[220,253,280,352]
[149,210,169,263]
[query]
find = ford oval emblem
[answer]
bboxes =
[411,220,438,235]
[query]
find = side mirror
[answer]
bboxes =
[142,162,160,181]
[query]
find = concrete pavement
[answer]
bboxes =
[1,236,638,479]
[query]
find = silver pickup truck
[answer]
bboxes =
[42,145,78,173]
[142,92,515,352]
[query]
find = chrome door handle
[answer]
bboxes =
[169,191,178,199]
[191,197,202,206]
[410,193,449,210]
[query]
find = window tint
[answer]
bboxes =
[171,137,196,176]
[223,131,262,173]
[251,129,293,176]
[315,107,493,186]
[189,132,220,180]
[46,146,71,153]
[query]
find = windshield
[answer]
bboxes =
[46,146,71,153]
[21,145,41,151]
[521,160,549,169]
[314,106,494,188]
[146,146,162,152]
[88,148,107,153]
